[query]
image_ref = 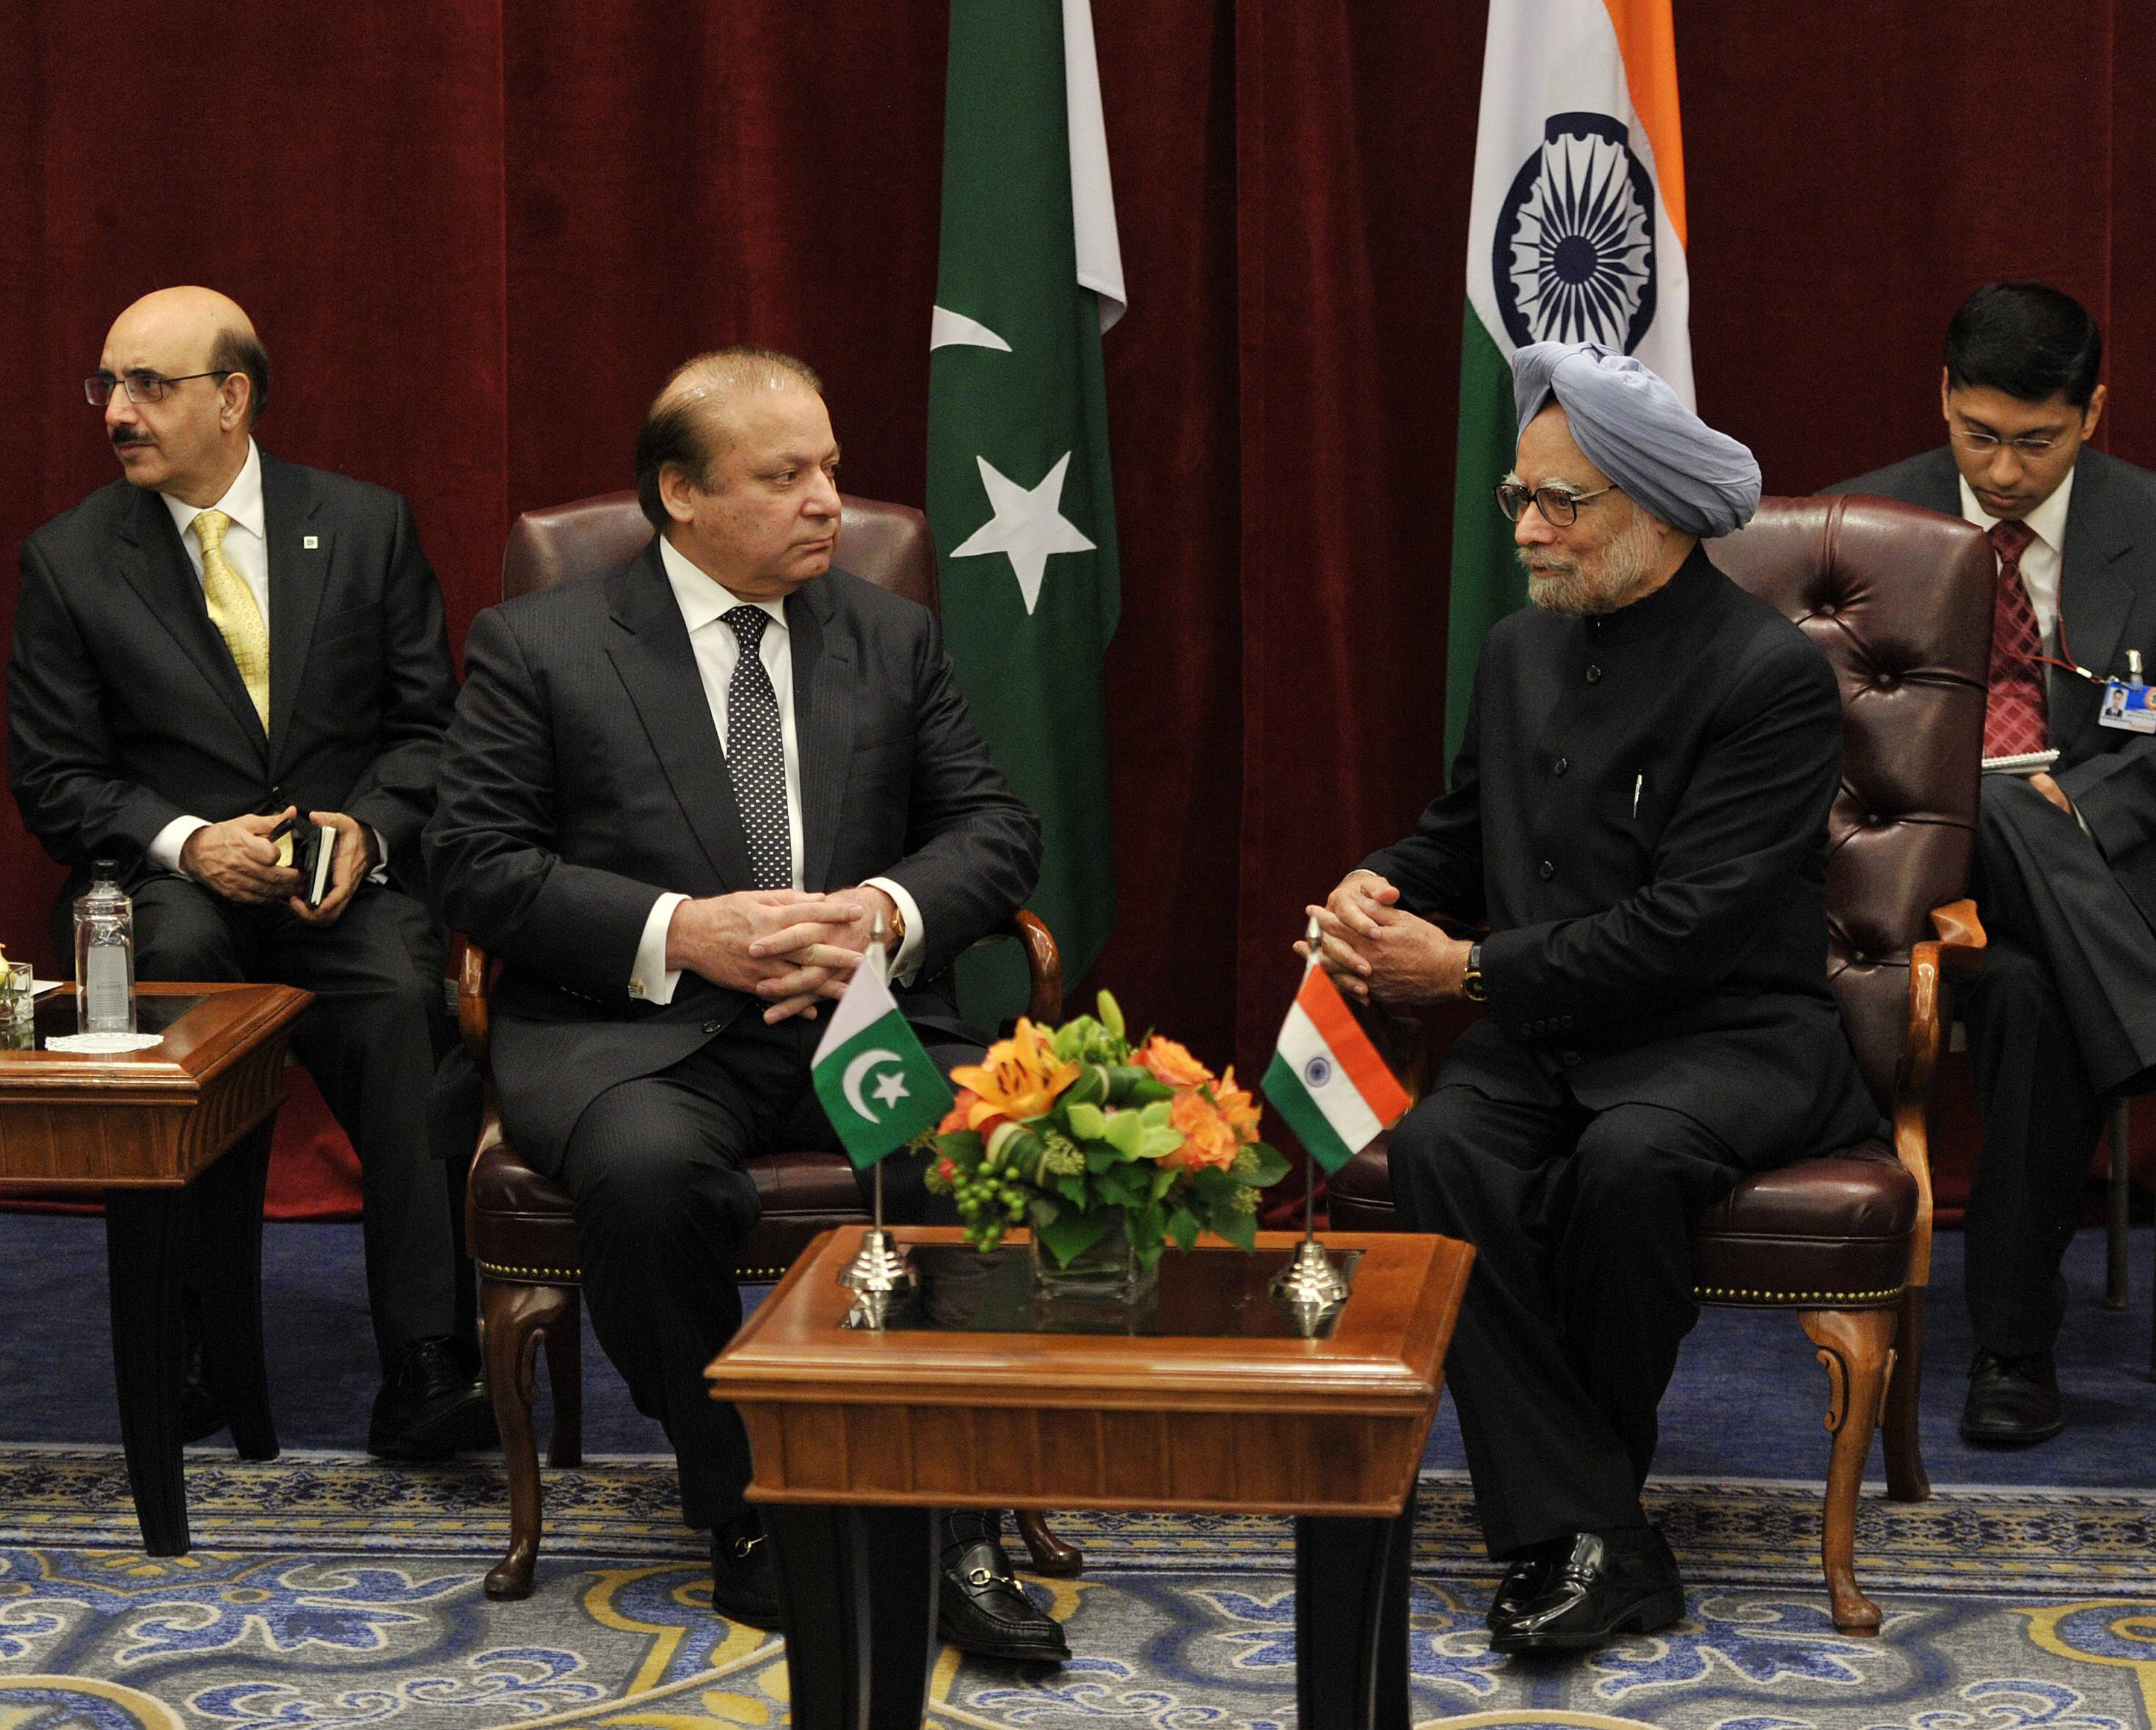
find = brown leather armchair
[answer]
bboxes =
[459,491,1076,1598]
[1327,494,1995,1633]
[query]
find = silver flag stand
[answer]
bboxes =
[841,913,916,1328]
[1271,916,1351,1335]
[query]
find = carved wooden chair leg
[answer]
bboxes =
[481,1277,577,1602]
[1014,1508,1083,1577]
[1881,1285,1929,1503]
[1799,1307,1898,1635]
[543,1291,583,1470]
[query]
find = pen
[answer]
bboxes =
[1633,773,1642,817]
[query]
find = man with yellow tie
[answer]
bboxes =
[7,287,487,1461]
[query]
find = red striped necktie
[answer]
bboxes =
[1984,518,2047,758]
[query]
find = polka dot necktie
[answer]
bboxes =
[1984,519,2048,759]
[721,606,792,889]
[192,509,270,731]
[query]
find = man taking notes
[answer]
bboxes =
[1306,343,1879,1654]
[424,348,1063,1660]
[1835,282,2156,1446]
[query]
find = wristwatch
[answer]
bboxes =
[1462,941,1486,1002]
[881,897,907,953]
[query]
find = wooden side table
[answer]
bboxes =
[0,982,312,1554]
[708,1226,1471,1730]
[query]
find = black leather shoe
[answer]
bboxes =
[1961,1348,2064,1445]
[710,1511,782,1631]
[366,1338,497,1461]
[939,1513,1068,1664]
[1487,1542,1562,1631]
[1489,1528,1684,1654]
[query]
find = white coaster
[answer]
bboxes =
[44,1032,164,1054]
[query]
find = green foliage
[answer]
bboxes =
[919,999,1290,1267]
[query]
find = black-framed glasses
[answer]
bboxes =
[84,369,233,406]
[1495,481,1621,527]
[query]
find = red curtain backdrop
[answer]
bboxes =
[5,1,2155,1205]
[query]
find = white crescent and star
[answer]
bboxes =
[929,307,1098,616]
[842,1048,912,1122]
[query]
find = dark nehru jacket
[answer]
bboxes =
[1366,544,1882,1168]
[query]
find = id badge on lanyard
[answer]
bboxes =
[2099,678,2156,733]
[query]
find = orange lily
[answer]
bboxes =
[950,1017,1082,1128]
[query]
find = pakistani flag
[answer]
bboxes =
[811,963,955,1170]
[1446,0,1694,764]
[928,0,1124,1015]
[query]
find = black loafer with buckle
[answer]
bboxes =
[938,1512,1068,1665]
[710,1510,782,1631]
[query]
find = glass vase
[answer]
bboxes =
[1029,1213,1159,1332]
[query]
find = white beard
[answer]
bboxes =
[1521,507,1665,617]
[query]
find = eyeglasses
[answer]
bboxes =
[1951,426,2066,458]
[1495,481,1621,527]
[84,370,233,406]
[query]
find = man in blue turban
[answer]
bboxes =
[1305,344,1879,1654]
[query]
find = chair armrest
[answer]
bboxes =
[1893,897,1987,1285]
[1008,910,1063,1024]
[457,934,493,1063]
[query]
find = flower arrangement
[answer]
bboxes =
[919,991,1290,1269]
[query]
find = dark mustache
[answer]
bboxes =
[110,429,151,448]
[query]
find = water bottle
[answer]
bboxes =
[73,861,136,1034]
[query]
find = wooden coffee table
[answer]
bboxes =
[708,1225,1471,1730]
[0,982,312,1554]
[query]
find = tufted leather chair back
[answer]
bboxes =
[1707,494,1995,1111]
[500,490,938,608]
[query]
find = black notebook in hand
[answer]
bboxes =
[271,814,340,908]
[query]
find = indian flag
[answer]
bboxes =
[1445,0,1693,764]
[1261,967,1412,1176]
[810,961,955,1170]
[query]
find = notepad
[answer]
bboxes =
[1980,749,2060,775]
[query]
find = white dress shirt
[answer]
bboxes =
[1959,467,2075,648]
[629,536,925,1003]
[148,439,390,880]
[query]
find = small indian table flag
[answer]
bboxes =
[1261,963,1411,1175]
[811,958,955,1169]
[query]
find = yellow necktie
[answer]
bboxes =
[192,508,269,730]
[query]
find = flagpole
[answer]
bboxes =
[840,911,917,1327]
[1271,914,1351,1333]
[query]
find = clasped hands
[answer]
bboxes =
[666,886,897,1023]
[181,806,376,926]
[1295,870,1473,1007]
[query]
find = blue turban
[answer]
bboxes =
[1511,342,1760,538]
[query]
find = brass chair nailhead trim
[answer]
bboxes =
[478,1260,583,1282]
[1694,1284,1903,1303]
[478,1260,793,1284]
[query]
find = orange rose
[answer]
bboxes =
[1212,1067,1263,1145]
[1135,1035,1214,1090]
[1165,1090,1240,1171]
[937,1090,984,1136]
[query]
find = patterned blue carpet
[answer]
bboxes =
[1,1453,2153,1729]
[1,1219,2151,1726]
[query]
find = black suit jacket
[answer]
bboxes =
[1364,547,1882,1170]
[423,541,1042,1166]
[1831,446,2156,926]
[8,448,456,898]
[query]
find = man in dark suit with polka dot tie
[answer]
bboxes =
[425,348,1055,1657]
